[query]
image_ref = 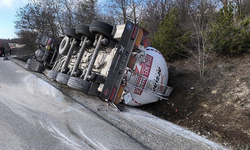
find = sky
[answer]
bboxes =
[0,0,29,39]
[0,0,107,39]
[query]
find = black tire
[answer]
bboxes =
[67,77,90,93]
[25,59,32,69]
[65,27,80,40]
[56,72,70,84]
[27,59,32,64]
[59,36,70,55]
[76,24,95,40]
[47,70,59,80]
[89,20,113,39]
[25,64,30,69]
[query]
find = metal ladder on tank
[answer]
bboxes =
[124,68,173,100]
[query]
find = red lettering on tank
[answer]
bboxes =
[134,54,153,95]
[134,88,142,95]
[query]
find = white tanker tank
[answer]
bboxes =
[123,47,172,106]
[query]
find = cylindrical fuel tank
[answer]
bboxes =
[124,47,169,106]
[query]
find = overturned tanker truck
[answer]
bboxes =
[31,20,173,110]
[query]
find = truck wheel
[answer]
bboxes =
[89,20,113,39]
[59,36,70,56]
[76,24,95,41]
[67,77,90,93]
[56,72,70,84]
[65,27,80,40]
[25,64,30,69]
[47,70,59,80]
[25,59,32,69]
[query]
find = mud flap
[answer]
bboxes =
[112,85,125,111]
[87,82,101,96]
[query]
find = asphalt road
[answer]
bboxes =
[0,57,228,150]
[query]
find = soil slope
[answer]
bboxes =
[141,53,250,150]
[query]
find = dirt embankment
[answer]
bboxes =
[141,53,250,150]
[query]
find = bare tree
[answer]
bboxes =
[242,0,250,15]
[36,0,59,38]
[127,0,144,24]
[105,0,144,25]
[54,0,65,35]
[107,0,129,24]
[232,0,250,16]
[159,0,173,20]
[220,0,228,7]
[177,0,219,80]
[62,0,75,27]
[141,0,174,35]
[95,2,116,25]
[15,0,99,39]
[74,0,97,24]
[173,0,195,29]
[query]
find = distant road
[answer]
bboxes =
[0,57,228,150]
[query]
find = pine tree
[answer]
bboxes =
[151,9,191,61]
[208,2,250,55]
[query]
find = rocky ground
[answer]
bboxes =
[140,53,250,150]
